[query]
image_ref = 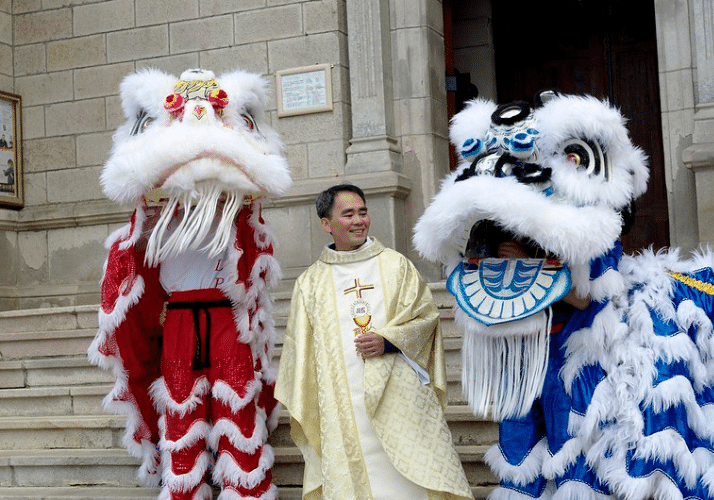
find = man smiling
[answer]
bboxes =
[275,184,473,500]
[318,185,370,251]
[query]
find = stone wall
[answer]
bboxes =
[0,1,353,310]
[0,1,10,90]
[3,0,712,311]
[0,0,452,310]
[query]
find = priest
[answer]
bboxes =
[275,184,473,500]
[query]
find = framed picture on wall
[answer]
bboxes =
[0,91,23,209]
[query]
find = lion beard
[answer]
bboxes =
[143,184,246,267]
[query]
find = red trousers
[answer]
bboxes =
[155,288,275,500]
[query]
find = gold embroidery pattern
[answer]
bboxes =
[344,278,374,298]
[365,357,473,497]
[350,299,373,336]
[669,272,714,296]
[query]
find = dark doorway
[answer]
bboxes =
[491,0,670,252]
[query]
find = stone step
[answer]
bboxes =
[0,486,161,499]
[0,449,146,488]
[0,356,112,389]
[0,306,98,361]
[0,445,495,489]
[0,377,466,416]
[0,415,124,450]
[0,384,109,417]
[0,406,496,451]
[1,342,464,386]
[0,486,494,500]
[0,354,466,405]
[0,300,462,359]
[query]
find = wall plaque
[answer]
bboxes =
[277,64,333,117]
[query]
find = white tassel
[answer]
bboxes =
[158,192,198,258]
[203,191,241,257]
[164,186,219,257]
[462,309,551,420]
[145,195,180,266]
[144,185,246,265]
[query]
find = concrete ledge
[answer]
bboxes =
[0,415,124,450]
[683,142,714,170]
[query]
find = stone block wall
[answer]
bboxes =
[0,1,11,90]
[0,0,360,310]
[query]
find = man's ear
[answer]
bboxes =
[320,217,332,235]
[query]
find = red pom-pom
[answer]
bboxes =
[164,93,185,112]
[208,89,229,109]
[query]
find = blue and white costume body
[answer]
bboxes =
[413,92,714,499]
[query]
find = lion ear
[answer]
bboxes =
[119,68,176,122]
[217,70,271,121]
[533,88,561,108]
[449,98,498,164]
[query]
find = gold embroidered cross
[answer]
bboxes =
[343,278,374,298]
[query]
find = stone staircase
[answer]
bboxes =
[0,287,498,499]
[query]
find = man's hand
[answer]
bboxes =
[354,332,385,359]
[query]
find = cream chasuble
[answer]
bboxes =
[276,238,473,500]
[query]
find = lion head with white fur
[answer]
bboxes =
[413,90,649,420]
[101,68,291,266]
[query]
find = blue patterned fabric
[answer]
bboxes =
[447,258,571,325]
[495,248,615,497]
[492,245,714,499]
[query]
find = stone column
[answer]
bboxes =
[683,0,714,244]
[344,0,403,174]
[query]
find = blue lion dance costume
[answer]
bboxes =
[413,90,714,500]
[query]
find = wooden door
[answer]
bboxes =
[491,0,669,252]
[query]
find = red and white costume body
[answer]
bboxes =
[89,67,290,500]
[90,202,280,500]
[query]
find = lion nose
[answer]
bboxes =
[184,99,216,125]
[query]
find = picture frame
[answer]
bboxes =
[0,90,23,209]
[276,63,333,117]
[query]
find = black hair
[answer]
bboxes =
[315,184,366,219]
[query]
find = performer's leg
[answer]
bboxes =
[484,401,552,499]
[206,305,277,500]
[152,290,215,500]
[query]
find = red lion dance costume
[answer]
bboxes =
[88,68,292,500]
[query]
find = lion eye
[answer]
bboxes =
[562,139,608,180]
[566,152,581,165]
[242,113,255,131]
[131,110,154,136]
[141,117,154,131]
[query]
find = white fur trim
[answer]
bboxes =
[212,378,262,414]
[150,376,211,417]
[208,416,268,454]
[487,481,557,500]
[158,415,211,453]
[549,480,611,500]
[103,68,290,206]
[212,443,275,490]
[262,402,280,433]
[485,440,548,486]
[449,98,498,162]
[413,174,622,267]
[217,483,279,500]
[534,95,649,207]
[162,449,213,493]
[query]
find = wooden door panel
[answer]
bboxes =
[490,0,669,251]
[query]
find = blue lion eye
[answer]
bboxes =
[461,138,482,158]
[526,128,539,136]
